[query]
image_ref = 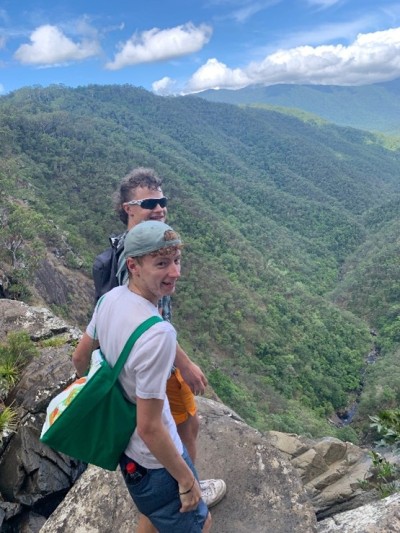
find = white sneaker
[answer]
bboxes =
[200,479,227,508]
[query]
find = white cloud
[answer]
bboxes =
[0,83,5,94]
[152,76,178,95]
[186,58,251,92]
[183,27,400,93]
[14,25,100,66]
[105,22,212,70]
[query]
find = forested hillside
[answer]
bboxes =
[199,78,400,135]
[1,84,400,441]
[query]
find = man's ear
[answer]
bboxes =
[123,203,132,216]
[126,257,139,275]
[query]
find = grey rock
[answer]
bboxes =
[40,398,318,533]
[0,299,81,341]
[0,500,22,526]
[40,467,139,533]
[265,431,374,518]
[33,253,95,328]
[0,300,86,529]
[0,423,81,506]
[317,492,400,532]
[35,259,74,307]
[7,344,77,413]
[18,511,47,533]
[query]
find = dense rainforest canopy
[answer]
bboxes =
[1,84,400,441]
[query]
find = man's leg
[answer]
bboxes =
[176,412,200,462]
[137,514,157,533]
[203,512,212,533]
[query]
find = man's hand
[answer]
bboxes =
[179,361,208,396]
[175,342,208,395]
[179,478,201,513]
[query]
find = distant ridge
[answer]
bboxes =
[197,78,400,135]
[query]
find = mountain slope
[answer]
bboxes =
[198,78,400,135]
[1,84,400,439]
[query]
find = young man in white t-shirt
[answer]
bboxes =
[73,221,211,533]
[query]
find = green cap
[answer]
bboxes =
[117,220,181,279]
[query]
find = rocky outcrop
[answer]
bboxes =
[0,299,394,533]
[0,300,85,531]
[264,431,375,519]
[318,492,400,532]
[40,398,318,533]
[0,299,317,532]
[0,298,81,341]
[33,253,95,328]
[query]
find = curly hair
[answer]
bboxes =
[113,167,164,225]
[134,230,183,264]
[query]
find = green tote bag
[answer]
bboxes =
[40,315,162,471]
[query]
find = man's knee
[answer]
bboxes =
[178,412,200,440]
[187,412,200,436]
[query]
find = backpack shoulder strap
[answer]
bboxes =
[112,315,163,378]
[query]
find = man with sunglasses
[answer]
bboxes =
[98,168,226,515]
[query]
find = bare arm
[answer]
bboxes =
[174,342,208,395]
[136,396,201,512]
[72,332,99,377]
[160,297,207,394]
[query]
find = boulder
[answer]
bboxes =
[33,253,95,327]
[265,432,375,518]
[317,492,400,532]
[0,299,81,341]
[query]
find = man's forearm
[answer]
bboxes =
[174,342,192,369]
[141,424,193,486]
[137,398,193,488]
[173,342,208,394]
[72,333,98,377]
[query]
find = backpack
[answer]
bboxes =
[92,234,125,302]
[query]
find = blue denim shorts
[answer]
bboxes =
[120,447,208,532]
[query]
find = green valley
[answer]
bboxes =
[1,84,400,442]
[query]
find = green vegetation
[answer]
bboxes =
[0,331,39,398]
[199,78,400,135]
[39,335,69,348]
[358,451,399,498]
[358,412,400,498]
[370,410,400,450]
[0,405,18,440]
[1,84,400,439]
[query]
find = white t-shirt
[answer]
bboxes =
[87,285,183,468]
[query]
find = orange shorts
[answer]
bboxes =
[166,368,197,425]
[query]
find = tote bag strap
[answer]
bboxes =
[111,315,163,379]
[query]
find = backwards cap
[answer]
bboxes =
[116,220,181,279]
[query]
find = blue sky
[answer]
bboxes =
[1,0,400,96]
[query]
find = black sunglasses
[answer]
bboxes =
[125,197,168,210]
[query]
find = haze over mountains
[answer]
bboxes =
[198,78,400,135]
[1,83,400,441]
